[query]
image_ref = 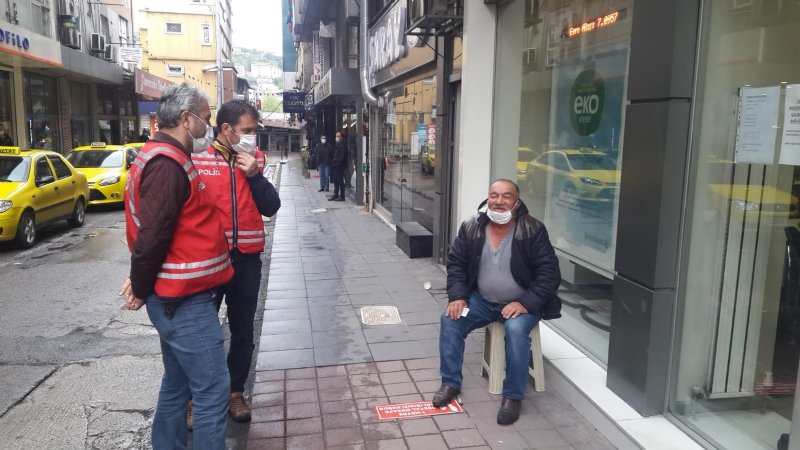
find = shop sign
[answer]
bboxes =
[135,68,174,99]
[312,31,322,82]
[416,124,427,144]
[119,46,142,65]
[315,70,332,102]
[570,70,605,136]
[368,0,435,88]
[283,92,306,114]
[0,22,62,67]
[426,124,436,146]
[311,69,360,105]
[304,91,315,110]
[779,84,800,165]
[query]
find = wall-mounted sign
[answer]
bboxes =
[135,68,174,99]
[119,46,142,65]
[780,85,800,166]
[0,21,62,67]
[283,92,306,114]
[304,91,315,111]
[734,86,780,164]
[564,9,627,39]
[311,68,360,105]
[312,31,322,83]
[368,0,435,88]
[426,124,436,146]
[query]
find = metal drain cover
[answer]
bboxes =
[360,306,401,325]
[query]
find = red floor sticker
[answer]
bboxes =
[374,400,464,420]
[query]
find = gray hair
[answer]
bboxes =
[490,178,520,196]
[156,82,209,129]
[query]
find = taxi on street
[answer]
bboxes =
[0,146,89,248]
[66,142,138,206]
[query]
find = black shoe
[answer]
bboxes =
[334,197,345,202]
[497,397,521,425]
[328,196,338,201]
[318,188,325,192]
[432,385,460,408]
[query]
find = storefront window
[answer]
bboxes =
[672,2,800,448]
[25,74,59,151]
[0,71,15,146]
[496,0,633,362]
[70,82,91,148]
[376,77,437,231]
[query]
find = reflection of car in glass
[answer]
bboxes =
[126,142,146,152]
[0,147,89,248]
[66,142,138,206]
[524,149,620,202]
[421,145,435,174]
[517,147,539,183]
[706,157,799,218]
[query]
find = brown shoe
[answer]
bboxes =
[229,392,252,422]
[186,400,193,431]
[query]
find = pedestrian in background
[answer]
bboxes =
[191,99,281,425]
[329,131,347,201]
[120,82,233,449]
[314,134,332,192]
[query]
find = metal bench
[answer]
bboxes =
[480,322,545,394]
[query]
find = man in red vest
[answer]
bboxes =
[121,82,234,449]
[192,100,280,424]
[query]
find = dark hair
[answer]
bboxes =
[216,99,259,129]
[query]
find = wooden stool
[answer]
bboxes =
[480,322,545,394]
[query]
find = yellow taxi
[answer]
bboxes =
[126,142,146,152]
[516,146,539,183]
[66,142,138,206]
[524,149,620,202]
[0,146,89,248]
[420,144,436,175]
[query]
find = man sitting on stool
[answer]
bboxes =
[433,179,561,425]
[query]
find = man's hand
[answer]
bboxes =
[235,151,260,177]
[446,299,468,320]
[501,301,528,319]
[119,278,145,310]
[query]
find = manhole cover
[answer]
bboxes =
[310,208,328,213]
[360,306,401,325]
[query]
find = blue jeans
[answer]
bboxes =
[439,290,540,400]
[318,162,330,190]
[146,290,230,450]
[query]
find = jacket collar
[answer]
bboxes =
[211,139,234,162]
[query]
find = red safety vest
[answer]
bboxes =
[191,142,267,254]
[125,142,233,298]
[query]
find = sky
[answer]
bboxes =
[231,0,284,55]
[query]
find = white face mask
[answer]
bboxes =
[486,209,513,225]
[335,137,341,143]
[187,113,213,153]
[320,138,327,143]
[233,131,257,155]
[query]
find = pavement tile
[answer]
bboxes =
[286,377,317,391]
[259,333,313,352]
[482,431,531,450]
[265,298,309,310]
[464,400,503,419]
[364,325,440,344]
[399,417,438,436]
[414,380,442,396]
[405,434,449,450]
[350,373,382,387]
[401,311,441,326]
[286,367,317,379]
[286,389,319,404]
[355,396,389,409]
[314,340,374,366]
[254,370,285,382]
[323,411,361,429]
[519,429,570,448]
[442,429,487,448]
[512,413,554,432]
[311,313,363,332]
[319,387,354,402]
[252,380,283,395]
[251,392,285,408]
[256,349,315,370]
[261,319,312,336]
[286,417,323,436]
[317,375,349,389]
[555,423,614,448]
[246,438,285,450]
[286,402,321,419]
[403,357,440,370]
[267,289,308,299]
[248,420,285,439]
[328,446,366,450]
[358,407,382,424]
[304,271,343,281]
[266,281,305,292]
[370,341,437,361]
[408,368,440,382]
[388,394,424,403]
[325,427,366,447]
[251,405,285,423]
[349,292,395,306]
[376,361,406,373]
[317,365,348,377]
[347,362,379,374]
[285,434,325,450]
[321,399,358,414]
[353,384,387,399]
[433,413,477,431]
[383,382,418,396]
[378,371,412,384]
[262,308,310,321]
[362,421,403,440]
[365,438,409,450]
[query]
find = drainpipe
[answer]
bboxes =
[359,0,379,211]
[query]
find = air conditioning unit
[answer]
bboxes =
[90,33,105,53]
[103,44,117,62]
[59,27,81,49]
[409,0,449,23]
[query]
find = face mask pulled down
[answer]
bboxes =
[486,208,514,225]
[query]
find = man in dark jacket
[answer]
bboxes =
[329,131,347,201]
[314,134,332,191]
[432,179,561,425]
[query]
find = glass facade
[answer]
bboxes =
[70,82,91,149]
[671,1,800,448]
[497,0,633,362]
[376,77,438,231]
[25,73,59,151]
[0,71,15,146]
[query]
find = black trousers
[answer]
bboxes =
[332,165,346,198]
[219,250,263,393]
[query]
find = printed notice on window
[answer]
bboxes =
[779,85,800,166]
[734,86,780,165]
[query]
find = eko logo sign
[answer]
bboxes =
[570,69,605,136]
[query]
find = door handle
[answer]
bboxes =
[54,187,59,190]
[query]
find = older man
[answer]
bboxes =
[433,179,561,425]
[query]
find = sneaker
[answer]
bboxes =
[229,392,252,422]
[186,400,193,431]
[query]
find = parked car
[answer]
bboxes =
[0,146,89,248]
[66,142,138,206]
[524,149,620,202]
[517,146,539,183]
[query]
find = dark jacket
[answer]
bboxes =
[314,142,332,165]
[446,201,562,319]
[332,141,348,168]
